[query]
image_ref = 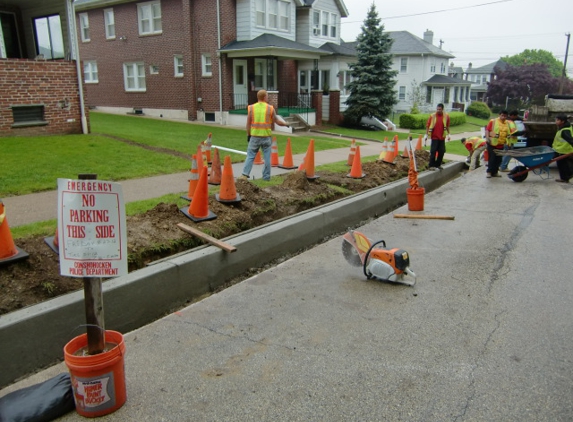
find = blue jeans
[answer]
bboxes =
[500,144,513,170]
[242,136,272,180]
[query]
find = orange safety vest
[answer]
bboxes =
[488,118,514,146]
[466,136,486,151]
[249,102,273,137]
[427,112,450,137]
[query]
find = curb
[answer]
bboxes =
[0,163,464,388]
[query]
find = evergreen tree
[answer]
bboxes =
[344,4,397,126]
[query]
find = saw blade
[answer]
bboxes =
[342,238,363,267]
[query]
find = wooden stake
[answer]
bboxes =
[177,223,237,252]
[393,214,455,220]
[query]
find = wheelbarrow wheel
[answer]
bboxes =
[508,165,528,182]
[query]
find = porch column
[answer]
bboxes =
[311,90,323,127]
[328,90,341,125]
[267,91,279,110]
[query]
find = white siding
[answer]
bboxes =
[307,0,340,48]
[236,0,251,41]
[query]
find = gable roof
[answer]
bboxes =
[425,74,470,86]
[297,0,349,17]
[336,31,454,58]
[466,59,507,74]
[220,33,332,60]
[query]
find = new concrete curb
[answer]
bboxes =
[0,163,463,388]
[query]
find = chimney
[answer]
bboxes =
[468,62,472,69]
[423,30,434,45]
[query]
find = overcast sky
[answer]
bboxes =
[340,0,571,73]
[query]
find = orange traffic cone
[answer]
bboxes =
[279,138,297,169]
[415,135,423,151]
[204,133,213,164]
[304,139,319,180]
[378,138,388,161]
[401,140,410,158]
[383,141,396,164]
[0,200,29,264]
[180,166,217,222]
[270,137,279,167]
[216,156,242,203]
[347,139,356,166]
[208,148,222,185]
[347,145,366,178]
[196,144,205,174]
[44,228,59,254]
[181,154,200,201]
[392,135,399,155]
[254,150,264,165]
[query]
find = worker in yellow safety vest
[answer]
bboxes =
[500,110,521,172]
[553,114,573,183]
[241,89,289,181]
[461,136,487,171]
[485,110,516,178]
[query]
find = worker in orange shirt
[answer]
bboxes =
[461,136,487,171]
[426,103,450,171]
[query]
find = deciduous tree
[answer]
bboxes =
[502,49,564,79]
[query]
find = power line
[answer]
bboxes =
[340,0,513,25]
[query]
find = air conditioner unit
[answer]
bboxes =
[313,27,320,36]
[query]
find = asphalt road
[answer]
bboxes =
[2,165,572,421]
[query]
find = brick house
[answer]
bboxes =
[73,0,350,127]
[0,0,88,136]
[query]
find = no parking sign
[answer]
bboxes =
[57,178,127,277]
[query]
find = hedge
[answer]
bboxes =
[399,112,466,130]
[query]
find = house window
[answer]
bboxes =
[321,70,330,93]
[482,75,487,84]
[201,54,212,77]
[174,55,184,77]
[150,64,159,74]
[1,12,22,58]
[268,0,278,29]
[79,13,90,42]
[400,58,408,73]
[312,11,320,36]
[330,13,337,38]
[279,1,289,31]
[322,11,329,36]
[430,63,436,73]
[254,58,276,90]
[84,61,98,83]
[123,62,146,91]
[440,62,446,73]
[33,14,65,59]
[104,8,115,39]
[398,86,406,100]
[342,70,354,95]
[255,0,265,27]
[138,1,162,35]
[11,105,45,126]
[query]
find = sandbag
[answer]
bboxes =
[0,373,75,422]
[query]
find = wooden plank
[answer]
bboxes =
[393,214,455,220]
[177,223,237,252]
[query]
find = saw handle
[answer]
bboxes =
[363,240,386,279]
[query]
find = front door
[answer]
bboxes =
[433,88,444,107]
[233,60,248,108]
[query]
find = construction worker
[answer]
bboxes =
[553,114,573,183]
[461,136,487,171]
[426,103,450,171]
[241,89,289,181]
[485,110,515,178]
[499,110,520,172]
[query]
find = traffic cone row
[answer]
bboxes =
[378,137,388,161]
[301,139,319,180]
[254,150,264,165]
[0,200,29,265]
[415,135,423,151]
[383,138,397,164]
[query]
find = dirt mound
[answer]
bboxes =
[0,152,429,315]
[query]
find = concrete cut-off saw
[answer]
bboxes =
[342,230,416,286]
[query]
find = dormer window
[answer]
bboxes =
[312,9,337,39]
[256,0,290,32]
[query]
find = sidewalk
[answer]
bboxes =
[2,135,475,227]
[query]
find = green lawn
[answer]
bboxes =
[1,112,353,197]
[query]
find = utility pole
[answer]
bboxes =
[559,33,570,94]
[439,39,444,49]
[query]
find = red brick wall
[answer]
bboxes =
[80,0,195,117]
[0,59,86,137]
[278,60,297,94]
[328,90,342,125]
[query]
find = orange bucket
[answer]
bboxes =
[406,187,425,211]
[64,330,126,418]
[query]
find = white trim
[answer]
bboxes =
[79,12,90,42]
[104,8,115,39]
[174,55,184,77]
[137,0,162,36]
[123,62,146,92]
[83,60,98,83]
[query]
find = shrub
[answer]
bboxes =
[466,102,491,119]
[399,111,466,129]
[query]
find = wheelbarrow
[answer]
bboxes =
[495,146,573,182]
